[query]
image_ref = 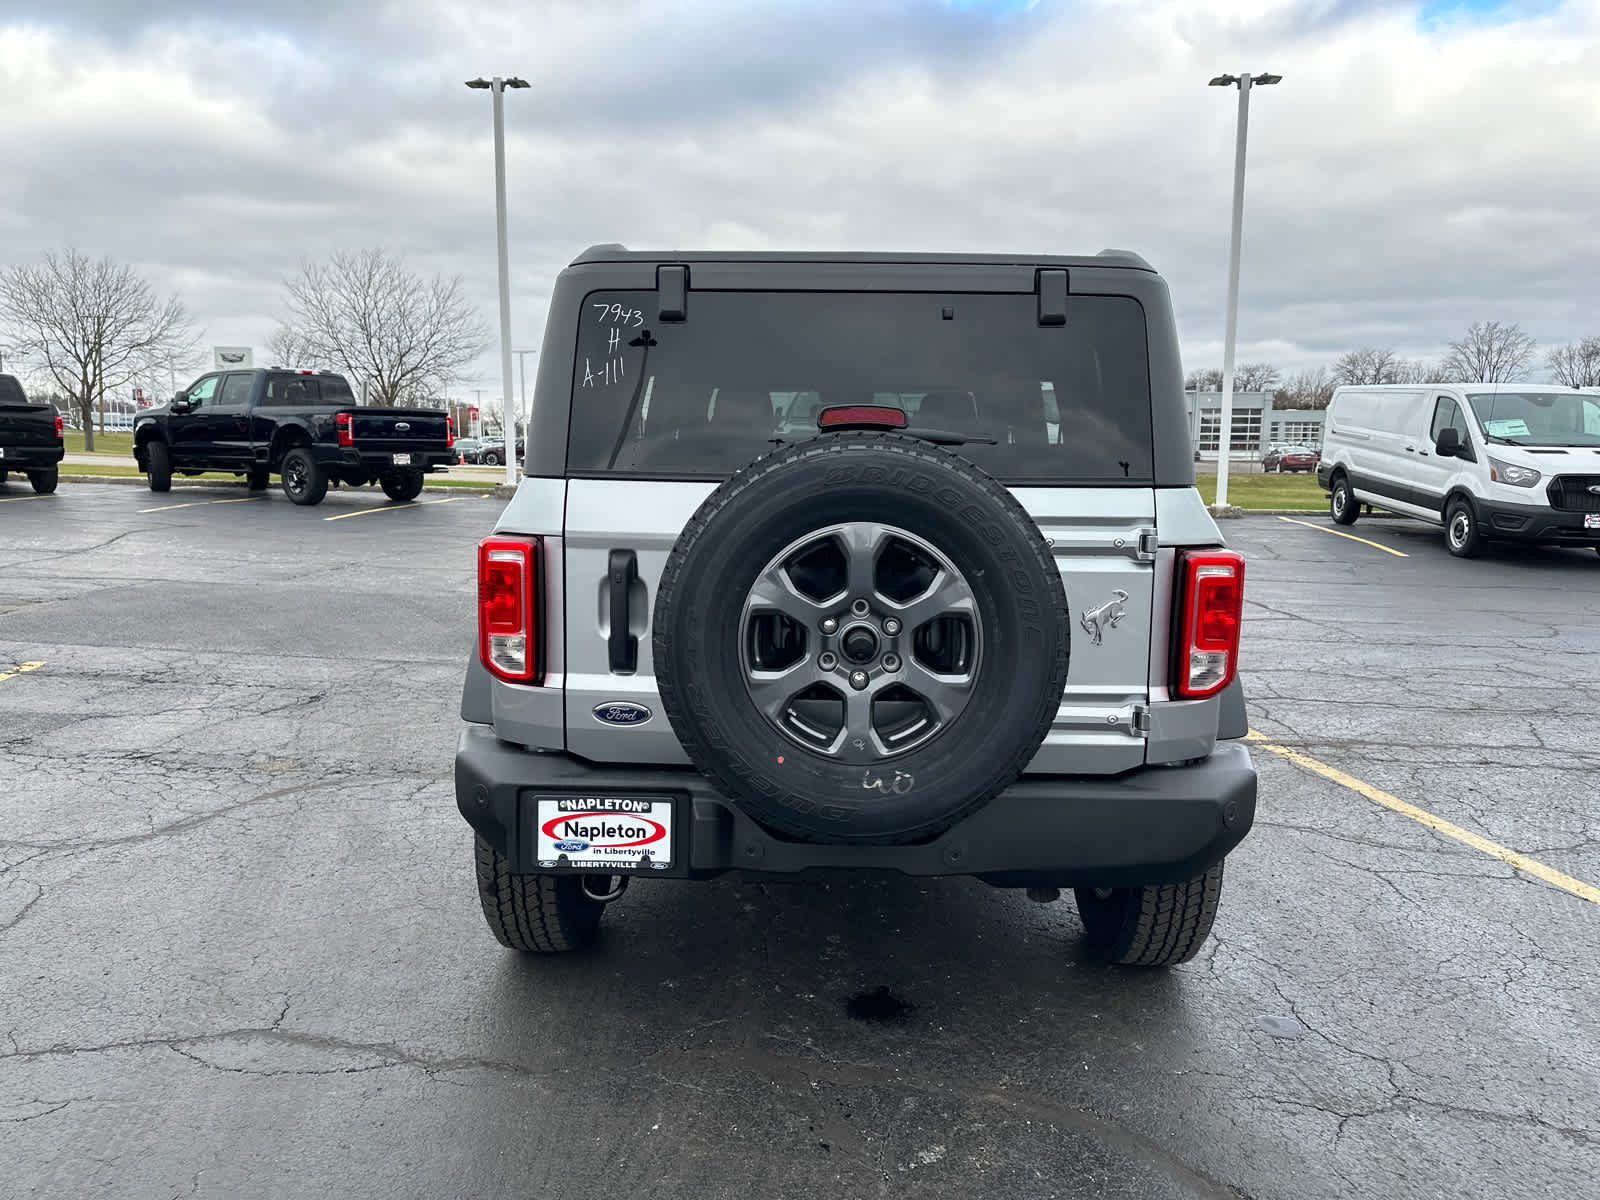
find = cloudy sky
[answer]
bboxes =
[1,0,1596,403]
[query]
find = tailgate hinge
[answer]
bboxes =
[1134,528,1159,562]
[1131,704,1151,738]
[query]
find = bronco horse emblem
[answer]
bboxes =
[1079,589,1130,646]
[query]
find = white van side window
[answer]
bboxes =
[1429,396,1468,443]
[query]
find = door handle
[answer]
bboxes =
[607,550,638,673]
[1404,446,1416,453]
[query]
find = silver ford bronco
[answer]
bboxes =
[456,246,1255,967]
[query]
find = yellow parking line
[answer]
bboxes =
[0,493,54,504]
[322,496,463,522]
[139,497,258,513]
[0,661,45,684]
[1275,515,1408,558]
[1247,731,1600,906]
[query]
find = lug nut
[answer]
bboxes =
[849,670,870,690]
[819,652,838,669]
[882,653,900,671]
[820,617,839,635]
[850,599,870,617]
[883,617,901,635]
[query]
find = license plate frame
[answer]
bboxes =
[531,794,676,872]
[391,452,412,466]
[1585,514,1600,530]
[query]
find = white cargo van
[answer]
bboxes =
[1317,384,1600,557]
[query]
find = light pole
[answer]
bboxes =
[466,75,529,488]
[1208,71,1281,510]
[514,349,536,463]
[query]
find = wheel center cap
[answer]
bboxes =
[841,625,879,664]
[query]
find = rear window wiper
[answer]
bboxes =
[904,427,998,447]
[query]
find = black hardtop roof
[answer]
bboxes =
[571,244,1155,272]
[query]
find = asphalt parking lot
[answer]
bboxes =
[3,482,1597,1200]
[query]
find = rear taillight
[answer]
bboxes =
[336,411,354,447]
[478,536,542,684]
[54,416,64,439]
[1173,549,1244,699]
[446,416,455,449]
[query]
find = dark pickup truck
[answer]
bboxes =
[0,374,65,495]
[132,367,456,506]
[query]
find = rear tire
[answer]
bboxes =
[247,466,270,491]
[28,468,58,495]
[1329,473,1358,525]
[280,447,328,506]
[473,835,605,952]
[1445,496,1482,558]
[1074,861,1224,967]
[146,440,172,493]
[0,470,8,484]
[379,468,425,502]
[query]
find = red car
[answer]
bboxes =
[1263,446,1319,473]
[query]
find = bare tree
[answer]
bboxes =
[1233,362,1281,392]
[1276,366,1336,410]
[1331,347,1401,386]
[1185,367,1223,392]
[1546,336,1600,388]
[0,249,198,450]
[1440,320,1535,383]
[1390,358,1449,384]
[271,248,489,406]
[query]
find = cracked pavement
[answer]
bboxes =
[2,484,1597,1199]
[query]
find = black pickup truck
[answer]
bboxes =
[132,367,456,506]
[0,374,65,494]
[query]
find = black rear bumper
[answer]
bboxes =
[454,725,1257,889]
[314,447,458,473]
[0,445,64,470]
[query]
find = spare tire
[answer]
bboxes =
[653,432,1069,845]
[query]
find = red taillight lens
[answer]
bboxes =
[1173,549,1244,699]
[818,405,908,429]
[336,411,354,447]
[446,416,455,449]
[478,536,542,684]
[54,416,64,439]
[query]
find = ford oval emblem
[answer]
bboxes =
[593,701,652,726]
[395,421,410,431]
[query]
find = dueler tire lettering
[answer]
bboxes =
[652,431,1070,845]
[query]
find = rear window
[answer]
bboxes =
[0,375,28,405]
[566,291,1153,483]
[263,373,356,405]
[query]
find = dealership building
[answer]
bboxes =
[1184,391,1328,460]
